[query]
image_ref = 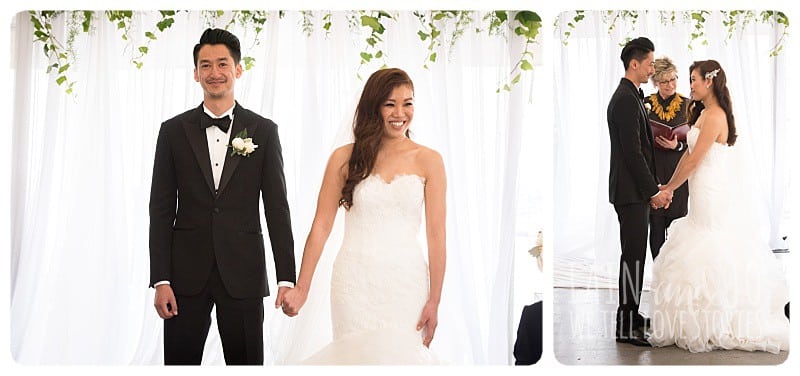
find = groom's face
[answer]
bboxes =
[194,44,242,100]
[632,52,655,85]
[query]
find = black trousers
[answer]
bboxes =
[164,264,264,365]
[513,301,543,365]
[648,214,678,259]
[614,203,649,331]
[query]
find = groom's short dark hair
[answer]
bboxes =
[193,28,242,67]
[620,37,654,70]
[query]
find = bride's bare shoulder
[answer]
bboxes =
[412,144,445,179]
[331,143,354,161]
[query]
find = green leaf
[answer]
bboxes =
[243,56,255,70]
[418,30,429,41]
[361,16,384,34]
[515,11,542,23]
[117,21,125,29]
[511,73,521,84]
[429,52,437,62]
[495,11,508,22]
[30,15,43,30]
[157,18,175,32]
[138,46,149,54]
[367,37,376,47]
[145,31,156,40]
[58,64,70,74]
[323,22,331,31]
[433,12,447,21]
[134,61,144,69]
[360,52,372,62]
[375,50,383,58]
[520,60,533,71]
[82,11,93,32]
[56,75,67,85]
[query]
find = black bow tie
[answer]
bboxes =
[638,88,645,99]
[200,113,231,133]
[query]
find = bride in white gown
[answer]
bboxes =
[647,60,789,353]
[279,68,446,364]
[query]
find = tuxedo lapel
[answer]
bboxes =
[182,107,216,195]
[627,83,654,148]
[217,104,253,197]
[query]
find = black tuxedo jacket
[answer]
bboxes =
[149,102,295,299]
[607,78,659,205]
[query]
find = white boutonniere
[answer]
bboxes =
[228,129,258,157]
[644,102,652,112]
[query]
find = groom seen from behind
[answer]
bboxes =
[606,36,672,347]
[149,28,296,365]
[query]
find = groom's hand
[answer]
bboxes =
[278,286,307,317]
[154,285,178,319]
[650,188,672,209]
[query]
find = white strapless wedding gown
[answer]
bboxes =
[647,127,789,353]
[302,174,441,364]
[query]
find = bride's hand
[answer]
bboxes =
[416,300,439,347]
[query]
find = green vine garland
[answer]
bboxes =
[556,10,789,55]
[28,10,542,95]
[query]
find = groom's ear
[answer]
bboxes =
[193,68,200,83]
[235,63,242,79]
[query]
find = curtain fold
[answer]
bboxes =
[10,10,538,365]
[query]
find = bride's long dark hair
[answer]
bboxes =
[339,68,414,210]
[687,60,737,146]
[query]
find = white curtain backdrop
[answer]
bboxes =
[552,11,789,288]
[9,10,542,365]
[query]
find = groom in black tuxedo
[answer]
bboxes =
[607,37,672,346]
[149,28,296,365]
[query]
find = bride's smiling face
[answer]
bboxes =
[689,69,711,101]
[380,84,414,139]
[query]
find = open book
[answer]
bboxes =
[650,119,689,150]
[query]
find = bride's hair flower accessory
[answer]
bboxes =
[705,68,720,80]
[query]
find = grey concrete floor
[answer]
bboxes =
[553,287,789,365]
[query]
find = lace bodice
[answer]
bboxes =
[341,174,426,252]
[685,127,732,228]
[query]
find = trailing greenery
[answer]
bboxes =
[29,10,542,95]
[556,10,789,55]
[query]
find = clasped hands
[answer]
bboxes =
[651,185,673,209]
[275,285,307,317]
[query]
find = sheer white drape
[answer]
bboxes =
[10,11,536,365]
[552,11,789,288]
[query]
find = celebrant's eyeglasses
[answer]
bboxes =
[658,76,678,85]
